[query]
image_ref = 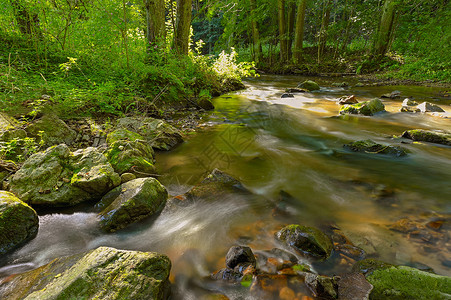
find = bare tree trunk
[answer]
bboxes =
[174,0,192,55]
[293,0,307,63]
[317,0,333,63]
[278,0,288,62]
[144,0,166,50]
[287,3,296,60]
[249,0,262,63]
[372,0,398,57]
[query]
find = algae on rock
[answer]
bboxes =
[340,99,385,116]
[402,129,451,146]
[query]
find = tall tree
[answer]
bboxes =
[372,0,399,57]
[144,0,166,49]
[249,0,262,63]
[174,0,193,55]
[11,0,42,38]
[278,0,288,62]
[287,2,296,60]
[293,0,307,63]
[317,0,333,63]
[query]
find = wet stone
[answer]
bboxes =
[226,246,256,269]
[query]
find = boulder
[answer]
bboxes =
[344,140,408,157]
[337,273,373,300]
[417,102,445,113]
[402,98,418,107]
[97,177,168,232]
[285,88,307,93]
[0,191,38,255]
[275,225,333,260]
[106,128,144,145]
[381,91,401,99]
[340,99,385,116]
[106,139,155,175]
[281,93,294,98]
[304,273,339,299]
[115,117,183,151]
[120,172,137,183]
[401,129,451,146]
[226,246,256,269]
[297,80,320,91]
[0,246,171,300]
[0,112,20,133]
[365,265,451,299]
[25,114,76,147]
[338,95,358,105]
[9,144,120,207]
[186,169,247,200]
[198,94,215,110]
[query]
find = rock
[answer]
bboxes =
[365,265,451,299]
[0,112,20,133]
[275,224,333,259]
[402,98,418,107]
[25,114,76,147]
[186,169,247,200]
[115,117,183,151]
[344,140,408,157]
[121,172,137,183]
[340,99,385,116]
[417,102,445,113]
[381,90,401,99]
[106,139,155,175]
[0,191,38,255]
[0,246,171,300]
[352,259,393,275]
[225,246,256,269]
[332,82,349,87]
[338,95,359,105]
[297,80,320,91]
[198,94,215,110]
[401,129,451,146]
[400,106,421,113]
[97,177,168,232]
[355,83,365,87]
[281,93,294,98]
[304,273,339,299]
[106,128,144,145]
[10,144,120,207]
[338,273,373,300]
[285,88,307,93]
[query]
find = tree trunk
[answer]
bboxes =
[249,0,262,63]
[293,0,307,63]
[317,0,333,63]
[287,3,296,60]
[174,0,192,55]
[11,1,42,38]
[145,0,166,50]
[372,0,398,57]
[278,0,288,62]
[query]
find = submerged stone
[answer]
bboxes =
[344,139,408,157]
[275,224,333,260]
[0,191,39,255]
[285,88,308,93]
[98,177,168,232]
[402,129,451,146]
[0,246,171,300]
[297,80,320,91]
[366,265,451,299]
[226,246,256,269]
[340,99,385,116]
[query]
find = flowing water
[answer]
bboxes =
[1,75,450,299]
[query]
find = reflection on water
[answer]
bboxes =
[1,75,450,297]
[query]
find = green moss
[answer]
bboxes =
[344,139,408,156]
[106,140,155,175]
[367,266,451,299]
[402,129,451,146]
[106,129,144,145]
[298,80,320,91]
[340,99,385,116]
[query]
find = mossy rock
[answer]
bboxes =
[367,265,451,299]
[0,246,171,300]
[340,99,385,116]
[344,139,408,157]
[297,80,320,91]
[275,225,333,260]
[106,128,144,145]
[106,140,155,175]
[97,177,168,232]
[402,129,451,146]
[0,191,39,255]
[0,112,20,133]
[352,259,393,275]
[25,114,76,147]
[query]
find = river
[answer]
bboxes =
[1,75,450,299]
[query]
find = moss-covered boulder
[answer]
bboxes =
[97,177,168,232]
[366,265,451,299]
[10,144,120,207]
[115,117,183,151]
[186,169,248,200]
[25,114,76,147]
[297,80,320,91]
[0,246,171,300]
[344,139,408,157]
[402,129,451,146]
[106,140,155,176]
[0,191,39,255]
[340,99,386,116]
[275,225,333,260]
[106,128,144,145]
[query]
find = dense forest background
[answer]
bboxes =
[0,0,449,118]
